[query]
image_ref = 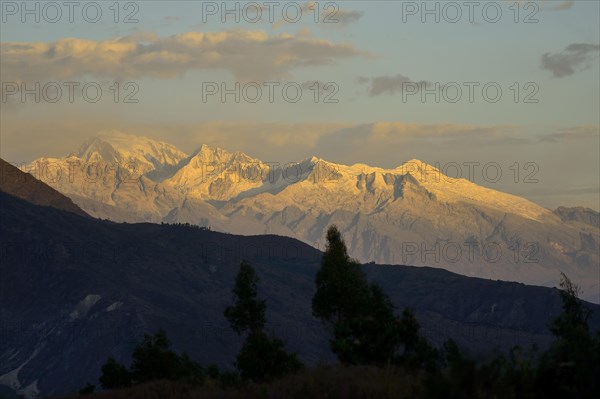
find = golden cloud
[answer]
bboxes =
[1,29,365,82]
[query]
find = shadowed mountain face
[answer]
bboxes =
[0,158,88,217]
[1,190,600,398]
[554,206,600,228]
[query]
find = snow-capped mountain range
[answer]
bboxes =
[22,132,600,302]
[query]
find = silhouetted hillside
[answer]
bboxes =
[0,158,88,217]
[1,191,599,397]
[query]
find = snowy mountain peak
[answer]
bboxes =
[75,136,121,164]
[190,144,261,165]
[104,131,186,166]
[165,144,269,201]
[230,150,261,165]
[398,159,442,176]
[193,144,231,163]
[295,156,323,174]
[74,131,187,172]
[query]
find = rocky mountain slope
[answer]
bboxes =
[554,206,600,228]
[23,133,600,302]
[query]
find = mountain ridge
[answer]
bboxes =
[21,133,555,219]
[19,133,600,303]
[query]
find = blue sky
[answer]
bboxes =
[1,0,599,209]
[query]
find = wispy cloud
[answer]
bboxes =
[541,43,600,78]
[507,0,574,11]
[315,7,363,27]
[356,74,430,96]
[539,126,600,142]
[272,2,363,30]
[317,122,524,146]
[553,0,574,10]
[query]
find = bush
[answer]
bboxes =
[235,330,303,383]
[99,358,132,389]
[99,330,204,390]
[77,383,95,395]
[131,330,203,384]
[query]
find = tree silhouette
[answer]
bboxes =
[224,260,266,335]
[536,273,600,397]
[312,226,370,325]
[225,260,302,382]
[313,225,436,367]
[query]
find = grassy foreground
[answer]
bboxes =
[54,365,428,399]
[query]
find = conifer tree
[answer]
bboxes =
[225,260,303,382]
